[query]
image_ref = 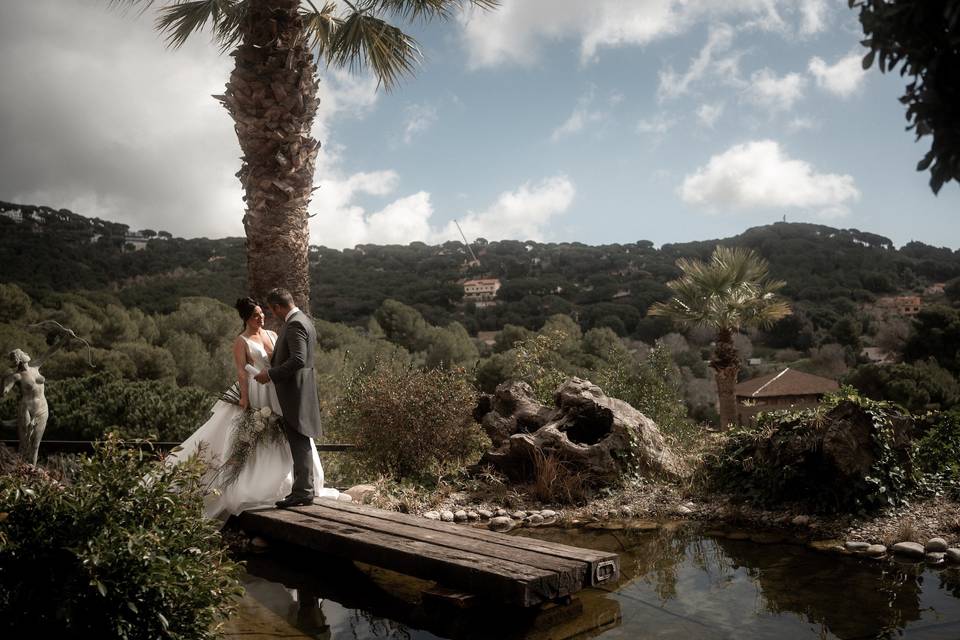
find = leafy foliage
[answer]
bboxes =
[0,437,242,638]
[851,0,960,193]
[330,359,488,482]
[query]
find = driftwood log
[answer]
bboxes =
[475,378,687,486]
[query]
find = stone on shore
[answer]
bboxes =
[844,541,870,552]
[946,548,960,563]
[440,510,455,522]
[925,537,948,553]
[343,484,376,504]
[489,516,513,532]
[891,542,925,559]
[865,544,887,557]
[423,511,441,520]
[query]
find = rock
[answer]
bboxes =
[250,536,270,549]
[808,540,847,555]
[540,509,557,520]
[865,544,887,557]
[343,484,376,504]
[619,506,634,518]
[891,542,925,559]
[682,501,696,510]
[337,493,353,502]
[423,511,441,520]
[440,510,455,522]
[791,515,811,526]
[925,537,948,553]
[845,541,870,552]
[453,510,468,523]
[510,511,527,520]
[926,552,946,565]
[476,378,688,486]
[489,516,513,532]
[675,505,693,516]
[477,509,493,520]
[466,511,480,521]
[946,548,960,563]
[448,491,469,505]
[526,514,544,526]
[494,508,509,518]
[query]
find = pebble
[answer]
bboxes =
[683,501,696,510]
[925,537,948,553]
[489,516,513,532]
[343,484,376,504]
[494,508,509,518]
[453,510,468,523]
[526,514,544,526]
[675,505,693,516]
[891,542,925,559]
[466,511,479,521]
[791,515,811,526]
[511,511,527,520]
[845,541,870,552]
[477,509,493,520]
[946,548,960,563]
[865,544,887,557]
[440,510,455,522]
[926,552,946,565]
[620,506,634,518]
[337,493,353,502]
[423,511,441,520]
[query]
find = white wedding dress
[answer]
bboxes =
[167,331,339,521]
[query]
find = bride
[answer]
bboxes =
[167,297,338,521]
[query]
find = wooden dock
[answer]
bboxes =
[237,498,619,608]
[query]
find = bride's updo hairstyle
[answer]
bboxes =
[235,297,259,332]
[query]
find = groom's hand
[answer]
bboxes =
[254,370,271,384]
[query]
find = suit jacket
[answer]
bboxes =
[268,310,322,439]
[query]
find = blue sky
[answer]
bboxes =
[1,0,957,249]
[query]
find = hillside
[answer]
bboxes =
[2,200,959,343]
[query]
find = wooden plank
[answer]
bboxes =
[304,498,619,585]
[237,508,571,606]
[285,502,586,593]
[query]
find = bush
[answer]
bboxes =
[331,359,489,483]
[0,376,214,442]
[915,410,960,491]
[0,438,242,638]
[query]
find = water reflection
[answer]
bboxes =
[229,523,960,639]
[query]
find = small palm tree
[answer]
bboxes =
[110,0,497,313]
[649,246,791,429]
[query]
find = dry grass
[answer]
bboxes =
[527,449,587,505]
[883,518,920,547]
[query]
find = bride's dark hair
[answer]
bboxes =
[235,297,260,332]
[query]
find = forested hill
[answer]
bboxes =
[3,199,959,341]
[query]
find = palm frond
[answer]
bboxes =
[325,10,422,90]
[155,0,245,50]
[369,0,499,21]
[301,1,340,54]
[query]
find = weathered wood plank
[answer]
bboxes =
[237,508,572,606]
[285,502,586,593]
[306,498,618,584]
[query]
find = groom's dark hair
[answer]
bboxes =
[266,288,295,307]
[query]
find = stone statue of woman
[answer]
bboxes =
[1,321,90,464]
[3,349,51,465]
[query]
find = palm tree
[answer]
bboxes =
[649,246,791,430]
[110,0,497,314]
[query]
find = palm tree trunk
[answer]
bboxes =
[218,0,320,322]
[712,328,740,429]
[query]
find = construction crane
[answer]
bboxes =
[454,219,481,266]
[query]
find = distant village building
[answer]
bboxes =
[0,208,23,223]
[463,278,501,308]
[476,331,498,347]
[734,368,839,425]
[123,233,149,252]
[861,346,896,365]
[876,295,922,316]
[925,282,946,296]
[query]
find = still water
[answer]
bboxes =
[224,523,960,640]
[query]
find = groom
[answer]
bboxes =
[255,288,323,508]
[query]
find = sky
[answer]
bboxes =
[1,0,958,250]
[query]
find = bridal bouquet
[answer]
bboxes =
[217,405,286,489]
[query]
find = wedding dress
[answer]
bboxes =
[167,331,339,521]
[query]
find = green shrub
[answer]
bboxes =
[915,409,960,493]
[0,438,242,638]
[331,359,489,483]
[0,376,214,442]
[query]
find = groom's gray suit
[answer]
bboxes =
[269,308,322,499]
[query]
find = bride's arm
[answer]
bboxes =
[232,337,250,410]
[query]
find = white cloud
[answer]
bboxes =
[787,116,819,132]
[799,0,829,35]
[310,174,575,248]
[743,68,806,112]
[437,177,576,242]
[636,113,677,135]
[401,103,438,144]
[696,102,725,128]
[808,52,867,98]
[551,90,606,141]
[657,23,736,100]
[459,0,827,68]
[679,140,860,217]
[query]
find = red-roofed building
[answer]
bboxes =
[735,368,839,425]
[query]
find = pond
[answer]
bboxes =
[223,523,960,640]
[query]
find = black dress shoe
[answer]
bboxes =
[275,495,314,508]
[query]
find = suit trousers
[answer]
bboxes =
[282,418,315,499]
